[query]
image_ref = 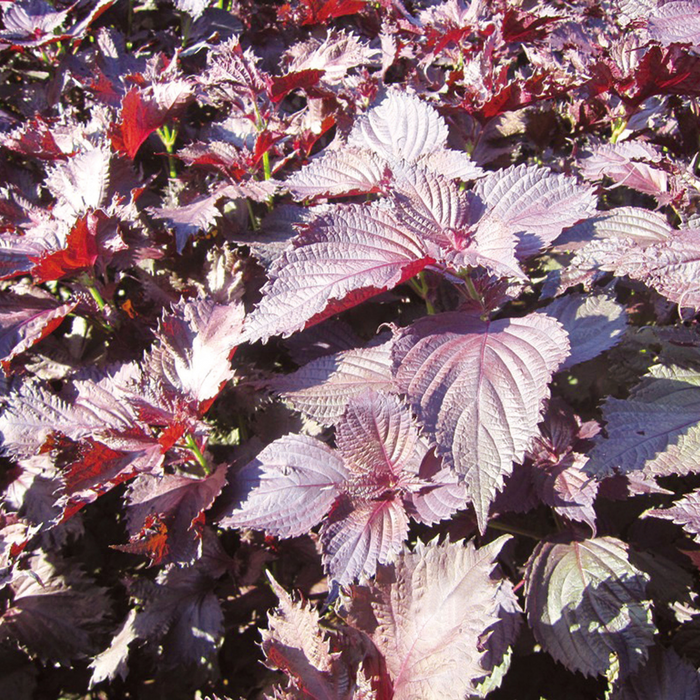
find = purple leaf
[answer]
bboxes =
[474,164,597,259]
[586,364,700,479]
[322,391,458,585]
[612,645,700,700]
[646,488,700,543]
[285,149,392,200]
[337,390,425,483]
[0,553,110,665]
[219,434,347,538]
[91,533,228,684]
[242,202,433,342]
[347,91,449,163]
[150,183,275,254]
[283,28,380,85]
[525,536,655,678]
[151,191,226,254]
[477,578,522,694]
[555,206,673,292]
[0,375,135,460]
[417,148,484,182]
[322,494,409,587]
[262,574,345,699]
[45,148,112,220]
[0,291,77,369]
[0,235,50,281]
[391,164,523,279]
[0,0,69,47]
[284,318,362,364]
[543,292,627,369]
[392,311,569,531]
[120,462,228,565]
[273,340,396,425]
[146,296,244,409]
[532,452,598,531]
[348,536,511,699]
[579,141,668,200]
[613,228,700,313]
[197,37,269,108]
[648,2,700,47]
[403,454,469,526]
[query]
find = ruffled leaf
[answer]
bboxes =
[347,92,449,163]
[646,488,700,542]
[348,536,511,699]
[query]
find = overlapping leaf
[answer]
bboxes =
[272,339,396,424]
[262,574,347,699]
[611,645,700,700]
[242,202,433,342]
[89,533,229,685]
[219,434,347,537]
[285,92,482,202]
[473,163,597,259]
[543,292,627,369]
[120,463,228,565]
[392,311,569,530]
[0,553,110,665]
[347,536,512,699]
[146,296,244,409]
[285,149,392,200]
[525,536,655,678]
[222,391,465,584]
[646,489,700,542]
[648,2,700,47]
[0,291,77,370]
[586,364,700,479]
[579,141,668,201]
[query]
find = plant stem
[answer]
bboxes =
[86,282,106,311]
[252,100,272,182]
[157,125,179,179]
[463,274,481,303]
[180,13,192,48]
[185,433,210,473]
[261,150,272,181]
[408,272,435,314]
[610,116,627,144]
[487,520,542,541]
[246,199,260,230]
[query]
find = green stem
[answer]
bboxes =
[610,116,627,144]
[246,199,260,231]
[81,276,116,331]
[408,272,435,315]
[180,13,192,48]
[463,274,481,303]
[487,520,542,541]
[87,282,106,311]
[157,125,179,179]
[261,150,272,181]
[252,100,273,182]
[185,433,209,473]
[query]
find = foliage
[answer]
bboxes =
[2,0,700,698]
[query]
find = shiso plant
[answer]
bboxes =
[2,0,700,698]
